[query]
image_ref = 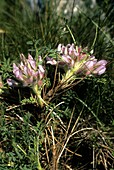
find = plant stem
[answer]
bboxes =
[32,84,44,108]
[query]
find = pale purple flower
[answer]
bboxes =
[38,65,45,79]
[62,55,72,64]
[13,63,24,81]
[95,60,107,66]
[93,65,106,75]
[92,60,108,75]
[23,66,28,76]
[57,44,85,60]
[47,44,107,78]
[57,44,65,54]
[7,78,19,87]
[38,56,43,63]
[47,44,89,71]
[27,54,36,70]
[69,44,78,56]
[46,57,57,65]
[8,54,45,87]
[85,58,97,68]
[84,58,97,75]
[84,59,107,75]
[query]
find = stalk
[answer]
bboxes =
[32,84,45,108]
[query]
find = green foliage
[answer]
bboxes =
[0,106,45,169]
[0,57,12,80]
[0,0,114,169]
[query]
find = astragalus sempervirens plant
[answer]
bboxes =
[47,44,107,79]
[7,53,45,107]
[7,43,107,107]
[46,44,107,97]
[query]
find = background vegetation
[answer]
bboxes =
[0,0,114,169]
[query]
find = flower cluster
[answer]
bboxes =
[7,54,45,107]
[7,44,107,107]
[47,44,107,81]
[7,54,45,87]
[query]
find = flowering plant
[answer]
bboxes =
[7,54,45,107]
[7,44,107,107]
[45,44,107,101]
[47,44,107,80]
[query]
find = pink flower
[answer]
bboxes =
[47,44,107,77]
[7,78,19,87]
[38,65,45,79]
[61,55,72,64]
[46,57,57,65]
[85,59,107,75]
[92,60,108,75]
[47,44,89,71]
[27,54,37,70]
[9,54,45,87]
[84,58,97,75]
[13,63,24,81]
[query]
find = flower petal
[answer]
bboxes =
[28,54,36,70]
[46,57,57,65]
[7,78,19,87]
[96,60,107,66]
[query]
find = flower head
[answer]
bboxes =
[12,54,45,87]
[84,59,107,75]
[46,44,107,82]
